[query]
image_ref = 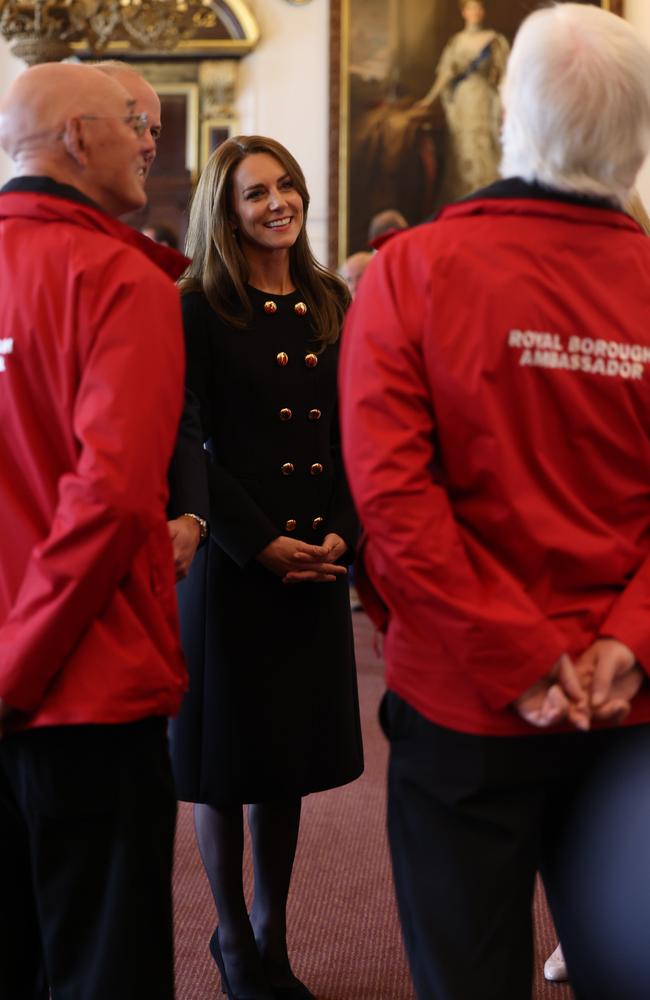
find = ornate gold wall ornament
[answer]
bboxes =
[0,0,259,65]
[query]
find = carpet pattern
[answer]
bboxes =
[172,611,575,999]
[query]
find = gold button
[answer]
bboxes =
[308,408,321,421]
[281,462,294,476]
[304,353,318,368]
[276,352,289,367]
[294,301,308,316]
[312,517,324,530]
[310,463,323,475]
[264,300,277,314]
[285,519,297,532]
[279,408,292,421]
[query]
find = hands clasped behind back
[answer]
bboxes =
[257,533,348,584]
[515,638,644,732]
[575,638,644,724]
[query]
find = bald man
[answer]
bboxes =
[0,62,187,1000]
[94,61,209,580]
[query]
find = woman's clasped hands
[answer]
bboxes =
[258,532,348,584]
[515,638,644,732]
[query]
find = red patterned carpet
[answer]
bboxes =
[172,611,574,1000]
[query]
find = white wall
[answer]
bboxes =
[0,40,22,182]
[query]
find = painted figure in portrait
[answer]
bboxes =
[338,0,617,258]
[416,1,509,203]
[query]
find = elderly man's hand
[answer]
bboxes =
[515,653,591,731]
[168,515,201,581]
[574,638,643,724]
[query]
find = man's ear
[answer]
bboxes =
[61,117,88,166]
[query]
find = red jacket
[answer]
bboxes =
[0,185,187,731]
[340,181,650,736]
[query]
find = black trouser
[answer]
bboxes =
[382,691,650,1000]
[0,717,177,1000]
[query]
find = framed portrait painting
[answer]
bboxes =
[329,0,624,265]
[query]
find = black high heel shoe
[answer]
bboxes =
[209,930,233,998]
[270,983,316,1000]
[209,929,274,1000]
[253,938,316,1000]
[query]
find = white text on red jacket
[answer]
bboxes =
[508,329,646,380]
[0,338,13,373]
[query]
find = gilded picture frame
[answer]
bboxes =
[201,118,237,169]
[329,0,625,266]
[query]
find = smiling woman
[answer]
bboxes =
[168,135,362,1000]
[230,152,305,260]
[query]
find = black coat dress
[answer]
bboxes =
[169,287,363,805]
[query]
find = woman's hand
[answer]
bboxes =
[322,532,348,562]
[257,535,347,583]
[282,532,348,584]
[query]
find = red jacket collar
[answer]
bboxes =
[0,189,190,281]
[440,195,642,234]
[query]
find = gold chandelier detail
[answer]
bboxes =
[0,0,220,65]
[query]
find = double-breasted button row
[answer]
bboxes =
[285,517,324,532]
[265,300,308,316]
[278,407,322,422]
[280,462,325,476]
[276,352,319,368]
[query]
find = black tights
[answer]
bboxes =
[194,798,301,995]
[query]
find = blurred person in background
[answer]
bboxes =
[338,250,373,299]
[367,207,408,250]
[143,222,179,249]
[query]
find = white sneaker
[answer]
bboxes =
[544,942,568,982]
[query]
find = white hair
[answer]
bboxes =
[500,3,650,206]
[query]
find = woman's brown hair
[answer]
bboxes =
[179,135,350,346]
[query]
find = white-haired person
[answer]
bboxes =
[340,4,650,999]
